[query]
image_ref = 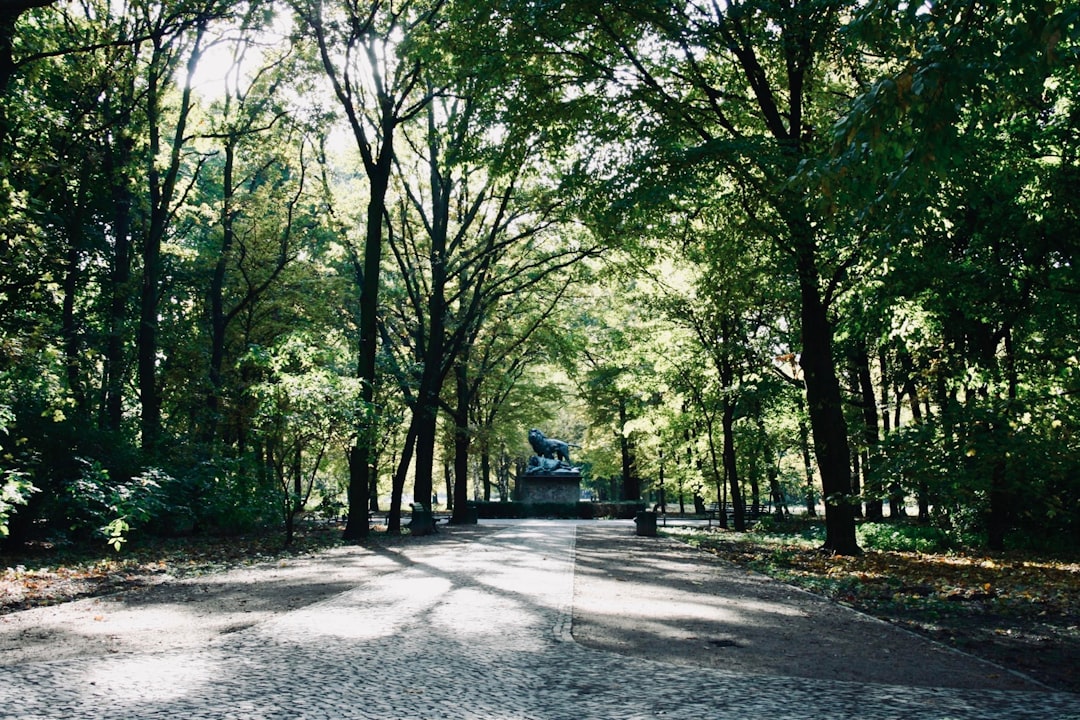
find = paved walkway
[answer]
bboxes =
[1,520,1077,719]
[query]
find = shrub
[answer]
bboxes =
[63,460,175,550]
[857,521,954,553]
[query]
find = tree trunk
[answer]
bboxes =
[343,157,391,541]
[619,398,640,501]
[139,28,204,457]
[702,409,728,529]
[386,419,419,534]
[205,142,235,443]
[898,348,931,521]
[796,395,817,516]
[139,159,164,456]
[853,340,882,520]
[722,398,745,531]
[987,327,1018,551]
[346,444,371,539]
[879,348,907,519]
[796,247,858,554]
[103,125,133,433]
[450,362,473,524]
[61,193,87,415]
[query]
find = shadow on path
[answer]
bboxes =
[571,523,1044,690]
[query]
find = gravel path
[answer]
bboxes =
[0,520,1076,719]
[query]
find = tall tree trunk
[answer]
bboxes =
[796,246,858,554]
[205,142,235,443]
[411,322,444,527]
[898,348,930,521]
[61,181,88,416]
[343,157,391,541]
[796,395,817,516]
[879,348,907,519]
[847,366,864,518]
[408,239,448,531]
[482,449,492,502]
[721,397,745,531]
[986,327,1018,551]
[139,27,205,457]
[618,397,640,501]
[139,154,163,457]
[451,361,473,524]
[103,125,133,433]
[386,419,419,534]
[854,339,882,520]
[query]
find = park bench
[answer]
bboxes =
[701,502,771,527]
[366,507,451,529]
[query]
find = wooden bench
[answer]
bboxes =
[366,509,451,529]
[700,502,771,527]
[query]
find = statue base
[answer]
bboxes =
[516,471,581,504]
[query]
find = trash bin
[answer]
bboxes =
[408,503,437,535]
[465,501,479,524]
[635,510,658,537]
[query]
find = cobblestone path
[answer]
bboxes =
[1,521,1076,719]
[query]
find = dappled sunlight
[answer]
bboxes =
[77,653,218,703]
[429,586,544,649]
[3,520,1076,719]
[259,573,451,641]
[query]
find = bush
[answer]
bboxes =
[63,460,175,550]
[753,514,826,542]
[470,500,643,519]
[857,521,954,553]
[0,472,36,540]
[171,458,279,535]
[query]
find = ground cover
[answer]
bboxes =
[670,518,1080,692]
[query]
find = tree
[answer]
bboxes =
[196,9,301,444]
[570,274,666,503]
[381,84,593,528]
[249,332,362,545]
[832,0,1080,549]
[292,0,439,540]
[135,2,231,455]
[0,0,56,94]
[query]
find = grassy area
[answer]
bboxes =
[666,517,1080,692]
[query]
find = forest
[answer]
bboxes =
[0,0,1077,557]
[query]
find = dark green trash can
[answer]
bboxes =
[635,510,658,537]
[408,503,437,535]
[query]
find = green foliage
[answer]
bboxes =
[63,461,174,550]
[857,522,954,554]
[174,458,278,535]
[0,404,37,539]
[0,473,37,540]
[470,500,642,520]
[1,0,1078,554]
[750,516,828,546]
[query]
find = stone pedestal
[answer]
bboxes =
[516,472,581,504]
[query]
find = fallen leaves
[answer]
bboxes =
[1,523,347,614]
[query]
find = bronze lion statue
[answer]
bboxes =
[528,428,578,464]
